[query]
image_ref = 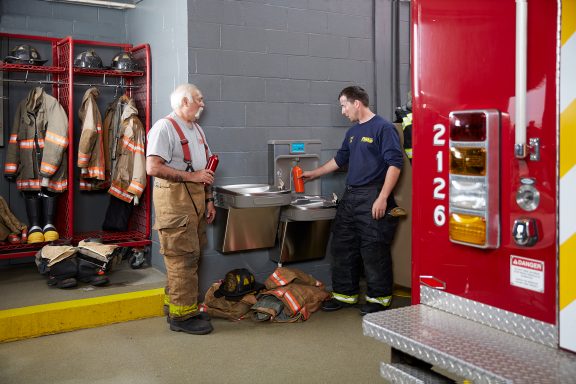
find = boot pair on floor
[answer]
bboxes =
[162,304,213,335]
[322,297,391,316]
[24,192,59,243]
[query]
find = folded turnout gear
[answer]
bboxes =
[35,245,77,272]
[35,246,79,289]
[77,239,122,272]
[251,295,290,322]
[76,257,109,286]
[251,267,331,323]
[200,281,258,321]
[35,243,117,288]
[47,257,78,289]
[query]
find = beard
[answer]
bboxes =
[195,107,204,120]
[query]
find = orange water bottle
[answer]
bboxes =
[292,166,305,193]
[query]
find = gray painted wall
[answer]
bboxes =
[1,0,410,290]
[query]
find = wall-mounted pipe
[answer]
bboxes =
[515,0,528,158]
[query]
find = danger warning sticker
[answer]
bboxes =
[510,255,545,293]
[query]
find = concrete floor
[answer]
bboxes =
[0,304,402,384]
[0,262,166,310]
[0,262,409,383]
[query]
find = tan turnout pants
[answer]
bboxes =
[153,178,207,320]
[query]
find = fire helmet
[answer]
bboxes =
[4,44,48,65]
[110,51,140,72]
[74,49,103,69]
[214,268,265,299]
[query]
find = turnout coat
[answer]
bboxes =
[103,95,146,203]
[77,87,110,191]
[4,87,69,193]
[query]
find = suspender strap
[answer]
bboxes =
[165,116,193,171]
[164,116,210,172]
[194,122,210,163]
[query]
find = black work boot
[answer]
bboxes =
[169,316,213,335]
[321,298,356,312]
[164,305,211,323]
[360,302,391,316]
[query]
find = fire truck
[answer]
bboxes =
[363,0,576,382]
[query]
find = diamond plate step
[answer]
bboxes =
[380,362,453,384]
[363,305,576,383]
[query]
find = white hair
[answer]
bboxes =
[170,83,199,110]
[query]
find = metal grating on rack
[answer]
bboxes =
[129,44,151,240]
[55,37,73,240]
[0,63,65,73]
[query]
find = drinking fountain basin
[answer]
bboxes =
[281,195,337,221]
[213,184,292,253]
[214,184,291,209]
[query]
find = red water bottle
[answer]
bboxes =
[292,166,305,193]
[206,154,219,172]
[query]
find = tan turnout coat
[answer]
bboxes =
[4,87,69,192]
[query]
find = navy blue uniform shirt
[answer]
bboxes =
[334,115,403,187]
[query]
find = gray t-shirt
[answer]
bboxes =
[146,112,211,172]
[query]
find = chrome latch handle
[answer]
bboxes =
[512,218,539,246]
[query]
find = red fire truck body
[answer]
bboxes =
[363,0,576,382]
[411,0,557,324]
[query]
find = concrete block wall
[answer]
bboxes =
[187,0,377,288]
[0,0,128,42]
[398,0,411,106]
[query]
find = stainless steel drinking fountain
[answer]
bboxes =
[213,184,291,253]
[268,140,337,263]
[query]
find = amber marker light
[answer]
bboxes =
[449,212,487,246]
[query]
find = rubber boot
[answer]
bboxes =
[41,193,59,242]
[24,194,44,244]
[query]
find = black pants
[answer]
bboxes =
[330,185,399,299]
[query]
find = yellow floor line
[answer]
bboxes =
[0,288,164,343]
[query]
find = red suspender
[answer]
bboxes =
[165,116,209,172]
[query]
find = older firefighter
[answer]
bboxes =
[301,86,404,315]
[146,84,216,335]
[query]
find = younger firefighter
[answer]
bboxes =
[301,86,404,315]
